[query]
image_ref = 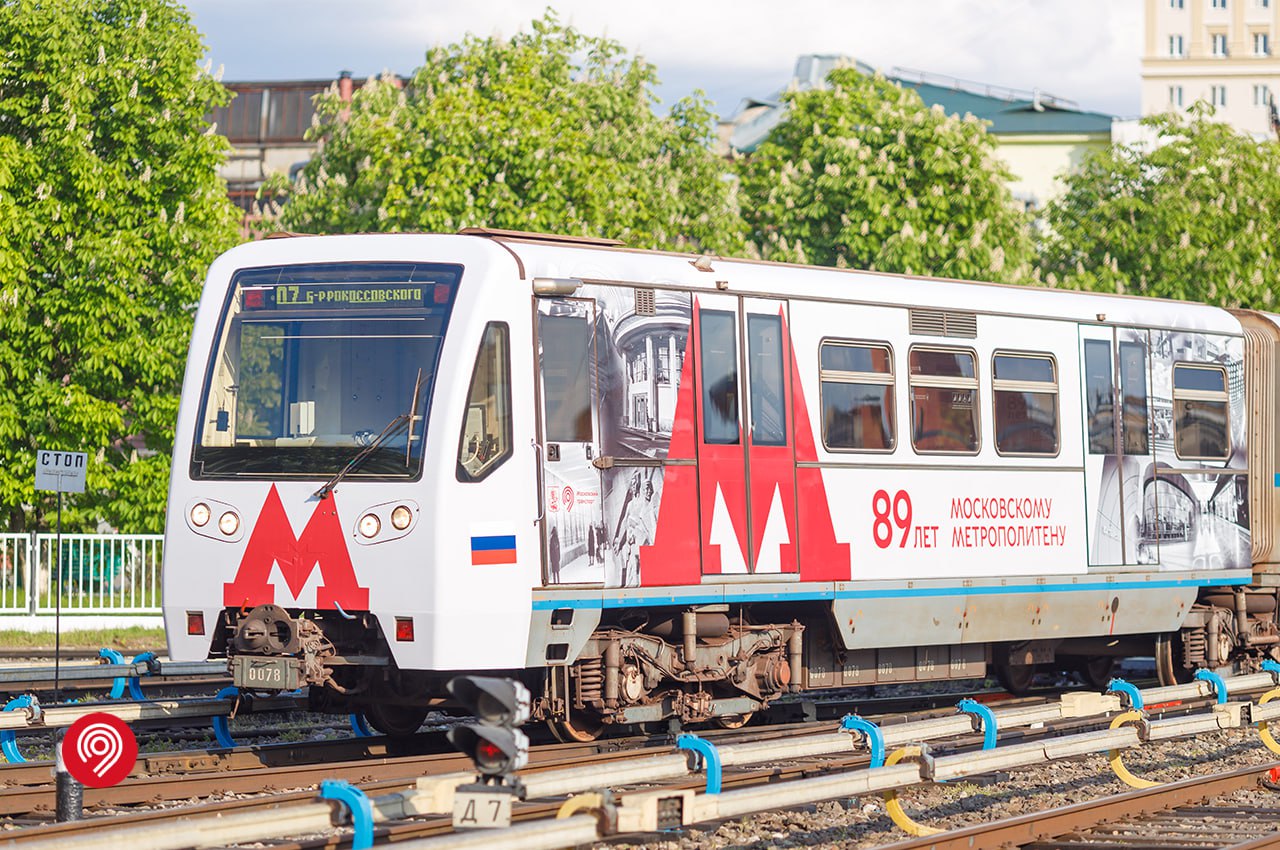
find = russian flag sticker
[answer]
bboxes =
[470,533,517,565]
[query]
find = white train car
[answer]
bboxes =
[163,229,1279,737]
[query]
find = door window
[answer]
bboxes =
[1119,342,1150,454]
[1083,339,1115,454]
[540,313,592,443]
[747,314,786,446]
[700,310,740,444]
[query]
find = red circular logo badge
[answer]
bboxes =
[62,712,137,787]
[562,486,575,512]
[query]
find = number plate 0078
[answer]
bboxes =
[232,657,300,690]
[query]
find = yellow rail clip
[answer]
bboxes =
[1108,710,1160,789]
[882,746,943,837]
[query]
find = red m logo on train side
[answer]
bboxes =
[223,485,370,610]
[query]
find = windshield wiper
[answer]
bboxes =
[314,413,412,500]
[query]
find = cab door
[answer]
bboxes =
[536,297,607,585]
[692,295,798,576]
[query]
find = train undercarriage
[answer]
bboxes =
[217,585,1280,738]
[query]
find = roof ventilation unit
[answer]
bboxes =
[909,309,978,338]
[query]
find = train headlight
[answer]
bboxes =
[390,505,413,531]
[190,503,211,528]
[218,511,240,536]
[358,513,381,538]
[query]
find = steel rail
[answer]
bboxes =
[883,762,1280,850]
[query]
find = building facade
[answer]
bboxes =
[210,72,370,228]
[1142,0,1280,138]
[722,56,1115,212]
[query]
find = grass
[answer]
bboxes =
[0,626,166,651]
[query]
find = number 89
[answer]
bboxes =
[872,489,912,549]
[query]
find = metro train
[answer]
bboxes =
[163,228,1280,739]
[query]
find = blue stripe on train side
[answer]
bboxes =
[471,534,517,551]
[531,575,1249,610]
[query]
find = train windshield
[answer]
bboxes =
[191,261,462,479]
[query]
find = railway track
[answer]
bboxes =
[0,676,1249,847]
[886,762,1280,850]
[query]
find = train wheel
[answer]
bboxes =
[713,711,754,730]
[363,702,429,736]
[548,707,604,743]
[993,661,1037,695]
[1071,656,1116,690]
[1155,632,1195,686]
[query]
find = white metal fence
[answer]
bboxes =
[0,533,163,614]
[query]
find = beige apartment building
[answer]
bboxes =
[1142,0,1280,138]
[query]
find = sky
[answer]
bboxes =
[185,0,1143,119]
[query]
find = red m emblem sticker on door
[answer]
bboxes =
[223,485,370,610]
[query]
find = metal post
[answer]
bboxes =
[54,729,83,822]
[26,530,37,615]
[54,491,62,704]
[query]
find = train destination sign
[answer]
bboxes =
[34,449,87,494]
[242,282,429,311]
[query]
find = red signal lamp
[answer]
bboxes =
[186,611,205,635]
[395,617,415,642]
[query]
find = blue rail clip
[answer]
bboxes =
[99,647,127,700]
[1107,677,1145,711]
[129,651,157,701]
[957,698,998,750]
[1195,669,1229,705]
[0,695,37,764]
[349,713,375,737]
[319,779,373,849]
[676,733,723,794]
[840,714,886,767]
[212,686,241,749]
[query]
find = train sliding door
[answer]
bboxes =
[1079,326,1156,567]
[536,297,607,585]
[693,295,798,576]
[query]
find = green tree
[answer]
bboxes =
[0,0,241,532]
[738,68,1032,282]
[272,13,743,254]
[1038,107,1280,307]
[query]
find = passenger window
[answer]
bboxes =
[747,315,786,446]
[992,353,1058,456]
[539,314,592,443]
[820,342,895,451]
[701,310,740,444]
[1173,364,1231,460]
[909,347,979,454]
[457,323,512,481]
[1119,342,1150,454]
[1083,339,1115,454]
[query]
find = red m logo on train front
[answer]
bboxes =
[223,485,370,610]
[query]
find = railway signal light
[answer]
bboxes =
[447,676,531,830]
[446,676,530,780]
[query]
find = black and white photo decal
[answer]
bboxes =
[1143,329,1249,571]
[1082,327,1248,571]
[603,466,663,588]
[589,285,691,461]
